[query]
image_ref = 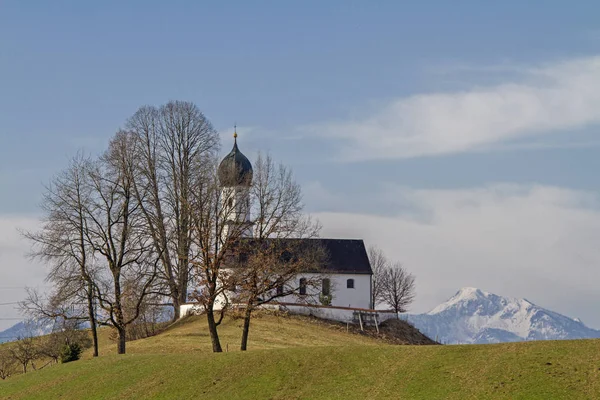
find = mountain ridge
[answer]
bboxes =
[0,319,55,343]
[407,287,600,344]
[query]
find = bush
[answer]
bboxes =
[0,349,16,379]
[319,293,332,306]
[60,343,82,363]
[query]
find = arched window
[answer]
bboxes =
[347,279,354,289]
[276,284,284,296]
[322,278,331,296]
[228,197,234,208]
[299,278,307,295]
[279,250,292,263]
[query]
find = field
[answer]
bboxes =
[1,314,600,399]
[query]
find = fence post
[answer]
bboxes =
[358,312,364,331]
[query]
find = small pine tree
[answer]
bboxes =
[60,343,82,363]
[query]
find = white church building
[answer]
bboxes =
[180,132,392,324]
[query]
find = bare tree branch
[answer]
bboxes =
[368,245,388,309]
[378,262,416,315]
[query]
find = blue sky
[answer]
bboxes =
[2,1,600,330]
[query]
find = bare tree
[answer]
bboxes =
[232,153,323,351]
[378,262,416,315]
[20,287,84,325]
[38,333,65,365]
[368,245,388,309]
[22,154,100,357]
[38,319,91,365]
[10,336,39,373]
[23,101,218,354]
[20,287,90,363]
[85,131,160,354]
[118,277,169,341]
[126,101,219,320]
[188,156,243,353]
[231,239,325,351]
[0,349,16,379]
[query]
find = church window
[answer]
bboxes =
[322,278,331,296]
[276,284,284,296]
[280,250,293,263]
[228,197,234,208]
[299,278,307,295]
[347,279,354,289]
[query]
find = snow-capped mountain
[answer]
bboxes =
[407,287,600,344]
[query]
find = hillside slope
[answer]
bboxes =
[3,338,600,399]
[408,287,600,344]
[79,313,387,357]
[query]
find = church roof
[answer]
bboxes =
[310,238,373,275]
[227,238,373,275]
[218,133,253,187]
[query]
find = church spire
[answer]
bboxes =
[218,124,252,187]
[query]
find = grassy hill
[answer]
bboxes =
[80,313,383,356]
[1,313,600,399]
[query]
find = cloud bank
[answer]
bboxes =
[4,184,600,331]
[0,216,45,331]
[311,183,600,328]
[312,56,600,160]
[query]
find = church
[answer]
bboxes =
[181,132,377,323]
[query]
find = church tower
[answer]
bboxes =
[217,128,253,240]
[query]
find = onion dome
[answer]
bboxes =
[218,129,253,187]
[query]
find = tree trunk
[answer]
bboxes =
[117,326,127,354]
[206,307,222,353]
[86,282,99,357]
[172,295,181,321]
[113,272,127,354]
[177,275,190,319]
[240,306,253,351]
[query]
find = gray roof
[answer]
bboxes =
[309,238,373,275]
[229,238,373,275]
[218,137,253,187]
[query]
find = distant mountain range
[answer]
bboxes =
[0,307,173,344]
[0,320,55,344]
[3,289,598,345]
[407,287,600,344]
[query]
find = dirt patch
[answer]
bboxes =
[373,318,438,345]
[275,312,439,345]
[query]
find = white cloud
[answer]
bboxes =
[312,184,600,328]
[0,215,46,331]
[311,56,600,160]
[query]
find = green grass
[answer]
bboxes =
[2,314,600,399]
[80,313,380,357]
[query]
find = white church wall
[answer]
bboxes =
[262,303,398,324]
[329,273,371,309]
[180,303,202,316]
[180,301,398,326]
[180,272,372,316]
[273,273,372,309]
